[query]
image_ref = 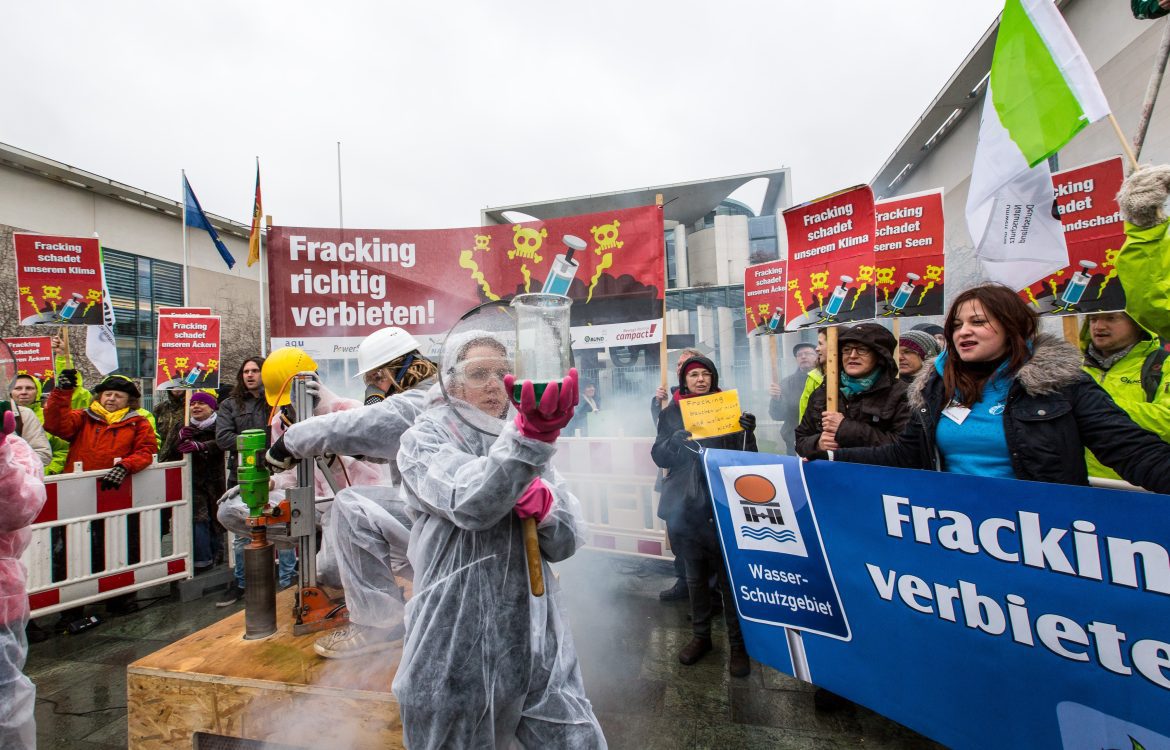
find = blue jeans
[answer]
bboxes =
[232,534,297,588]
[193,520,223,569]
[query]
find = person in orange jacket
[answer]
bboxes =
[43,370,157,619]
[43,371,156,484]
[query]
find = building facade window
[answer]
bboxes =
[103,248,183,407]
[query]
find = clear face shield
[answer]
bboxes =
[438,301,518,437]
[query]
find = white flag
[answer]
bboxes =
[966,0,1111,291]
[86,255,119,375]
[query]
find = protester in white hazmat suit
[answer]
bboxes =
[217,348,385,590]
[393,332,606,749]
[263,328,440,659]
[0,406,47,749]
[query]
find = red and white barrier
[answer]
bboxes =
[554,436,671,560]
[21,457,193,618]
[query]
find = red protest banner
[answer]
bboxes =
[743,260,786,334]
[1020,157,1126,316]
[4,337,54,383]
[158,306,212,316]
[13,234,106,326]
[873,190,946,319]
[266,205,664,359]
[782,186,877,330]
[155,315,221,390]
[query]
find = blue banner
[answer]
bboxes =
[703,450,1170,750]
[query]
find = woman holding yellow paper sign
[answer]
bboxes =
[651,355,757,678]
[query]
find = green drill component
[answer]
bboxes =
[236,429,270,519]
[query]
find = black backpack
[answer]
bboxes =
[1140,345,1170,402]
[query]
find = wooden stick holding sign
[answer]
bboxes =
[1062,314,1080,346]
[657,193,669,401]
[824,326,840,413]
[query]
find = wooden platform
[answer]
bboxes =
[127,589,403,749]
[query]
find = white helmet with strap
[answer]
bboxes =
[354,327,420,378]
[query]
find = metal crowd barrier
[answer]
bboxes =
[554,435,670,560]
[21,457,193,618]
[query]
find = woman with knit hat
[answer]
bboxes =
[897,329,941,384]
[43,371,157,481]
[794,323,911,458]
[651,354,758,678]
[44,371,158,618]
[161,391,225,571]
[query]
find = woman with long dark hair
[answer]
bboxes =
[827,284,1170,492]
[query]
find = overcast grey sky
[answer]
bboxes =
[2,1,1004,230]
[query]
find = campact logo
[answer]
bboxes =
[719,464,808,557]
[614,322,658,342]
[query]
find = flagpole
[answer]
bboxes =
[181,170,190,303]
[337,141,344,230]
[1106,114,1140,170]
[260,215,269,357]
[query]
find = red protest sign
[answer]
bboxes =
[873,190,946,319]
[1020,157,1126,316]
[13,234,106,326]
[782,186,877,330]
[158,306,212,316]
[266,205,665,358]
[155,315,221,390]
[4,337,54,383]
[744,261,786,334]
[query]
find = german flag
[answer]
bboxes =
[247,159,262,267]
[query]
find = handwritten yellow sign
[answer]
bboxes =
[680,389,742,439]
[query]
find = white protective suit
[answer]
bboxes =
[393,399,606,749]
[279,381,434,627]
[217,383,386,587]
[0,433,47,749]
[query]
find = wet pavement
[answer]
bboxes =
[27,551,946,749]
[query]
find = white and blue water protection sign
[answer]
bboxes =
[702,449,849,640]
[704,450,1170,750]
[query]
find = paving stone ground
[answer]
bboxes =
[27,551,947,749]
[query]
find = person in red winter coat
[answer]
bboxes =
[0,403,48,749]
[43,371,156,484]
[43,371,157,617]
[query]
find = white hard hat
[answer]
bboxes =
[354,327,420,378]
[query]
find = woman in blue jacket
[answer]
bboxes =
[828,284,1170,493]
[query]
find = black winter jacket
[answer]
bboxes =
[836,335,1170,493]
[794,323,910,457]
[215,390,269,486]
[651,356,758,542]
[163,422,225,522]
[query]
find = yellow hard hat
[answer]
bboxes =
[261,347,318,406]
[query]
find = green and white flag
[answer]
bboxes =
[966,0,1110,291]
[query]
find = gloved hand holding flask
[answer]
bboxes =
[504,368,579,443]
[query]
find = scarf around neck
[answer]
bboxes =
[191,412,218,431]
[675,386,721,402]
[1085,342,1137,372]
[840,370,881,398]
[90,402,131,425]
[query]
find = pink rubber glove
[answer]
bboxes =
[2,406,15,436]
[504,368,579,442]
[515,478,554,523]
